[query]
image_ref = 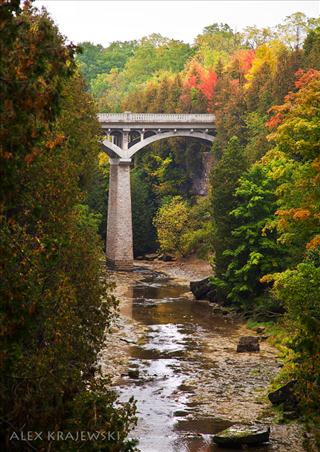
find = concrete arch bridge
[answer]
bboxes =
[99,112,215,270]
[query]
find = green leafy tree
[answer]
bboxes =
[181,197,214,259]
[153,196,189,256]
[122,34,192,92]
[76,40,137,86]
[210,137,247,286]
[218,152,291,312]
[243,112,270,163]
[269,258,320,421]
[194,23,242,69]
[241,25,275,48]
[76,41,105,83]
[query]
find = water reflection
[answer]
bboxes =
[117,269,272,452]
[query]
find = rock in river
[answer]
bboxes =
[158,253,175,261]
[128,368,139,379]
[237,336,260,352]
[268,380,298,411]
[190,277,217,302]
[213,424,270,446]
[144,253,159,261]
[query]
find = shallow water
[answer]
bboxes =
[111,267,285,452]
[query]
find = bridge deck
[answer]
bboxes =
[98,112,215,129]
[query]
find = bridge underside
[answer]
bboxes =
[98,113,215,270]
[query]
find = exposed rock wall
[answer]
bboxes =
[191,151,215,196]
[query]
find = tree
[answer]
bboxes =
[210,137,247,287]
[194,23,242,69]
[267,69,320,255]
[267,69,320,161]
[227,49,256,84]
[76,40,137,86]
[212,73,247,151]
[260,68,320,427]
[153,196,189,256]
[243,112,270,163]
[180,197,214,259]
[241,25,275,48]
[304,27,320,70]
[275,12,320,50]
[131,170,157,255]
[269,258,320,418]
[75,41,105,83]
[122,34,192,91]
[0,3,136,448]
[270,48,303,105]
[218,152,291,313]
[245,41,286,112]
[182,60,217,112]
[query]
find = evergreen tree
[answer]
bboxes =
[219,153,291,313]
[303,27,320,70]
[210,137,247,293]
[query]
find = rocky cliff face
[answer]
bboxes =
[191,151,215,196]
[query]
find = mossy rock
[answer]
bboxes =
[213,424,270,446]
[128,369,139,379]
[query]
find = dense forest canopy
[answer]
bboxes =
[76,11,320,259]
[77,13,320,111]
[76,11,320,438]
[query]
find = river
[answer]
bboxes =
[100,259,306,452]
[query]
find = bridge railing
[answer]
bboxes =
[98,112,215,123]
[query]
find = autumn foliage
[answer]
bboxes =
[183,60,218,104]
[0,2,136,449]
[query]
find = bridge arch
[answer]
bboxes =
[127,131,214,158]
[102,130,214,159]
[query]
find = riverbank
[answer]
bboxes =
[100,258,307,451]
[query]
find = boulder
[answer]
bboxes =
[190,277,217,302]
[144,253,158,261]
[158,253,175,262]
[213,424,270,446]
[237,336,260,352]
[268,381,298,410]
[128,369,139,379]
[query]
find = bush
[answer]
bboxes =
[271,258,320,418]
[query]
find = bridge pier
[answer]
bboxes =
[106,158,133,270]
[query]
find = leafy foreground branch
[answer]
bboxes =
[0,2,137,450]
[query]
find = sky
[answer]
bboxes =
[34,1,320,46]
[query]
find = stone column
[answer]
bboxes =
[106,158,134,270]
[106,159,118,264]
